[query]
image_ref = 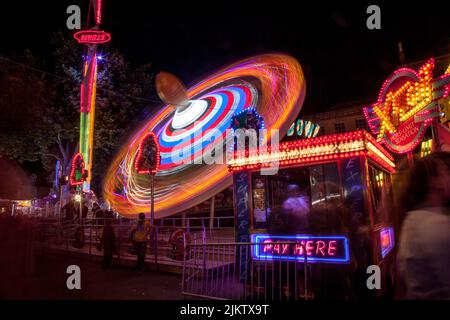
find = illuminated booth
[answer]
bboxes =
[229,130,396,296]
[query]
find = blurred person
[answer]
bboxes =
[396,152,450,299]
[100,218,116,270]
[62,201,75,222]
[92,203,102,226]
[133,213,148,271]
[0,215,37,298]
[308,203,352,299]
[282,184,310,232]
[103,209,114,224]
[81,203,88,223]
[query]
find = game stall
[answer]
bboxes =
[229,130,396,297]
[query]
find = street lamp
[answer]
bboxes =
[74,193,82,203]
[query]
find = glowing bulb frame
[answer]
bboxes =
[69,152,87,186]
[228,130,395,173]
[134,132,161,175]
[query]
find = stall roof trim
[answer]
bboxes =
[228,130,395,173]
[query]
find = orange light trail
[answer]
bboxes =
[103,53,306,218]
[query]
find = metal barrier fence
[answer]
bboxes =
[34,218,223,270]
[157,216,234,229]
[182,242,310,300]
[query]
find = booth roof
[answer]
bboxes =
[228,130,395,173]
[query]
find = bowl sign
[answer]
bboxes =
[252,234,350,264]
[364,58,450,154]
[74,30,111,44]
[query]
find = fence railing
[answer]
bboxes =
[33,218,228,271]
[157,216,234,229]
[182,242,310,300]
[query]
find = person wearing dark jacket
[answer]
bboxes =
[81,204,88,221]
[62,201,76,222]
[100,219,116,270]
[92,203,102,225]
[134,213,148,271]
[397,152,450,299]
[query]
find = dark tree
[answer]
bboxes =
[0,32,159,197]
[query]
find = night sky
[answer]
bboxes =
[1,1,449,114]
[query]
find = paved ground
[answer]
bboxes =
[2,252,184,300]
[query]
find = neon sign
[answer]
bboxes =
[364,58,450,154]
[379,227,394,259]
[287,119,320,139]
[134,132,161,175]
[70,153,87,186]
[252,234,350,264]
[74,30,111,44]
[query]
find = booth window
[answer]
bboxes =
[319,126,326,135]
[251,163,342,233]
[334,123,346,133]
[368,165,392,225]
[355,119,367,130]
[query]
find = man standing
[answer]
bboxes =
[100,219,116,270]
[133,213,148,271]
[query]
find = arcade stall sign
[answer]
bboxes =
[364,58,450,154]
[286,119,320,139]
[69,153,88,186]
[74,30,111,44]
[252,234,350,264]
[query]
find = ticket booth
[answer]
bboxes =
[230,130,396,298]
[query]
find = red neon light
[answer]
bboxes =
[262,239,337,257]
[80,56,97,113]
[381,232,390,247]
[229,130,395,173]
[94,0,102,25]
[134,132,161,175]
[364,58,450,154]
[69,153,87,186]
[74,30,111,44]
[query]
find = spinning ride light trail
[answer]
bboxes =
[103,54,306,218]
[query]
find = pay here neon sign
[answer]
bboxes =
[252,234,350,264]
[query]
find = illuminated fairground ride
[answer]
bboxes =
[103,54,306,218]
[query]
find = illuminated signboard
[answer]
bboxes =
[252,234,350,264]
[287,119,320,139]
[364,59,450,154]
[379,227,394,259]
[134,132,161,175]
[74,30,111,44]
[70,153,87,186]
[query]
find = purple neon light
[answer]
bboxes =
[252,234,350,264]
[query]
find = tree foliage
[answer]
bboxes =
[0,32,158,195]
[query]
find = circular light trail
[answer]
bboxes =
[103,53,306,218]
